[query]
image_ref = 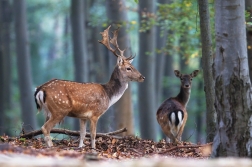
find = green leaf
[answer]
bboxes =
[19,138,26,142]
[134,0,139,4]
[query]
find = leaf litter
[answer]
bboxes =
[0,134,212,161]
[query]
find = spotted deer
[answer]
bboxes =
[34,25,145,149]
[156,70,199,143]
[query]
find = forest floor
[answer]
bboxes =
[2,129,252,167]
[0,132,212,161]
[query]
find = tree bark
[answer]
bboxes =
[138,0,158,140]
[106,0,134,136]
[0,0,12,135]
[212,0,252,157]
[245,0,252,82]
[155,0,170,105]
[70,0,89,130]
[14,0,37,131]
[71,0,88,83]
[198,0,216,143]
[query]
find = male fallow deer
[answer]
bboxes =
[156,70,199,143]
[34,25,145,149]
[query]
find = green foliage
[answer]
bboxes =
[19,138,26,142]
[134,0,139,4]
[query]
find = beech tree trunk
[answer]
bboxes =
[70,0,89,130]
[212,0,252,157]
[198,0,216,143]
[138,0,158,140]
[106,0,134,135]
[14,0,37,131]
[245,0,252,82]
[0,0,12,135]
[155,0,170,105]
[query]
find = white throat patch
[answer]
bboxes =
[108,83,128,108]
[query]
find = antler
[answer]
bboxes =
[98,25,134,61]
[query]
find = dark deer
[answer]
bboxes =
[156,70,199,143]
[34,25,145,149]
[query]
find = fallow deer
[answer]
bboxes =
[34,25,145,149]
[156,70,199,143]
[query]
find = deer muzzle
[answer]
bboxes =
[139,75,145,82]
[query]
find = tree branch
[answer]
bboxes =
[20,127,127,139]
[158,142,213,154]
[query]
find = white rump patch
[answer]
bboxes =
[170,112,176,125]
[169,110,184,137]
[177,111,184,127]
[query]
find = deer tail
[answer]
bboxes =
[34,88,46,111]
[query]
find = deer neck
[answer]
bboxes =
[103,66,128,108]
[176,86,191,107]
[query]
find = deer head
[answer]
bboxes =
[174,70,199,89]
[99,25,145,83]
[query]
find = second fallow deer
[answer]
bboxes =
[156,70,199,143]
[34,25,145,149]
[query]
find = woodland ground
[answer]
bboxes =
[0,128,212,161]
[3,132,252,167]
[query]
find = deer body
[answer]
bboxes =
[34,26,145,149]
[156,70,199,143]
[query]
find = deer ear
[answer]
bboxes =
[117,56,124,66]
[190,70,199,78]
[174,70,181,78]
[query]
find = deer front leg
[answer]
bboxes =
[90,117,98,151]
[79,119,87,148]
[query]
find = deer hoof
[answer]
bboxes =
[78,143,85,148]
[44,136,53,147]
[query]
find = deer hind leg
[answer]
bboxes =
[41,114,65,147]
[177,115,187,142]
[79,119,87,148]
[90,117,98,151]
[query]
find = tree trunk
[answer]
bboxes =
[106,0,134,135]
[70,0,89,130]
[71,0,88,83]
[212,0,252,157]
[14,0,37,131]
[138,0,158,140]
[245,0,252,82]
[155,0,170,105]
[198,0,216,143]
[0,0,12,135]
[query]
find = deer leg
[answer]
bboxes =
[41,115,64,147]
[90,118,98,150]
[177,117,187,142]
[79,118,87,148]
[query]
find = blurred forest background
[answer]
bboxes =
[0,0,214,143]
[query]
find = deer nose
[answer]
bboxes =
[185,84,190,88]
[141,75,145,80]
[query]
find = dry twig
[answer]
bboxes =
[158,142,213,154]
[20,127,127,139]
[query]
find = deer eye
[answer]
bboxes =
[190,78,193,81]
[126,67,131,71]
